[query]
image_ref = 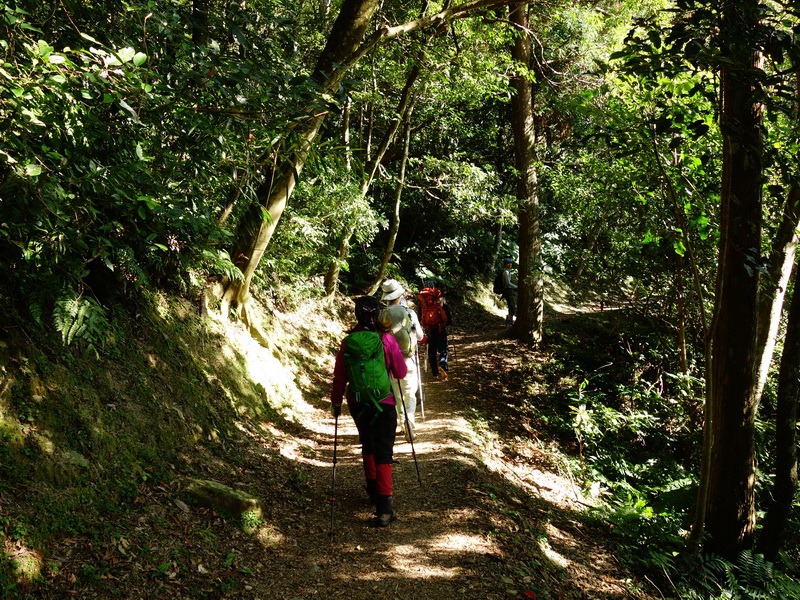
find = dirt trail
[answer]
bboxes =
[248,309,652,600]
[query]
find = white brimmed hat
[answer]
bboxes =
[381,279,404,302]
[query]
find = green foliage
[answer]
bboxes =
[0,0,798,593]
[0,0,325,323]
[676,551,800,600]
[387,155,512,282]
[239,510,262,534]
[266,159,381,291]
[53,291,113,358]
[535,310,706,579]
[601,491,686,571]
[201,250,243,285]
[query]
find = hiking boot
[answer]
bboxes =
[439,368,448,381]
[376,496,396,527]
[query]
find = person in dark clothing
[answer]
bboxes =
[501,257,518,326]
[330,296,408,527]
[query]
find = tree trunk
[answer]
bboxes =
[756,267,800,561]
[753,66,800,564]
[224,115,327,316]
[366,99,415,294]
[703,0,764,558]
[321,98,354,298]
[648,131,715,551]
[677,255,688,374]
[509,2,543,345]
[574,215,605,280]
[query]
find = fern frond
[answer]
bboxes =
[53,290,111,358]
[202,249,243,283]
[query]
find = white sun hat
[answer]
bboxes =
[381,279,405,302]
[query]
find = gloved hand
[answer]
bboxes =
[420,335,427,345]
[332,403,342,418]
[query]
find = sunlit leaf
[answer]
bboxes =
[23,164,42,176]
[116,47,136,63]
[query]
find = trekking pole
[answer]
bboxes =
[398,386,423,488]
[328,413,339,541]
[421,331,428,374]
[415,346,425,421]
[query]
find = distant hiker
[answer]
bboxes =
[418,283,452,380]
[330,295,408,527]
[501,257,518,326]
[379,279,425,441]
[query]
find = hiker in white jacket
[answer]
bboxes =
[379,279,425,441]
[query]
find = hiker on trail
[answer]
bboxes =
[330,295,408,527]
[378,279,425,441]
[418,282,452,380]
[501,257,518,326]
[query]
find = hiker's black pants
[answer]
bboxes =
[426,326,448,376]
[503,290,516,320]
[349,401,397,465]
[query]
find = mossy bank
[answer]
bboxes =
[0,290,347,597]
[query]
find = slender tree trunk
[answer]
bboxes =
[367,101,415,294]
[321,98,354,298]
[756,266,800,561]
[753,67,800,563]
[703,0,764,558]
[342,95,352,172]
[753,190,800,400]
[575,215,605,280]
[365,98,374,162]
[648,131,714,551]
[324,87,374,297]
[677,255,688,374]
[754,71,800,404]
[319,0,332,18]
[509,1,543,345]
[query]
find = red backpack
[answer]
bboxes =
[418,288,449,332]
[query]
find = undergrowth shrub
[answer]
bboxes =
[675,550,800,599]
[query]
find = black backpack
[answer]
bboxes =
[492,271,504,294]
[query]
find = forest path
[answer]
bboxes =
[248,306,654,600]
